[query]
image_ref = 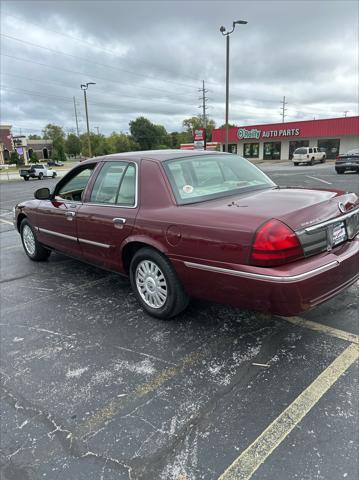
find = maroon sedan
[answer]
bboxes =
[14,150,359,319]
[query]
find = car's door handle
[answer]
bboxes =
[113,217,126,228]
[65,211,76,220]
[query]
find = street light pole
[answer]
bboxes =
[80,82,96,157]
[220,20,247,153]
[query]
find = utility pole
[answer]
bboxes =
[220,20,248,153]
[280,96,287,123]
[73,97,80,137]
[95,126,100,135]
[80,82,96,158]
[343,110,349,117]
[198,80,208,149]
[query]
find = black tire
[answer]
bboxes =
[38,173,43,180]
[52,172,57,178]
[309,158,314,166]
[24,176,29,181]
[335,169,344,174]
[20,219,51,261]
[129,247,189,319]
[321,156,326,163]
[294,163,299,166]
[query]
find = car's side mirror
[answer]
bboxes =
[34,187,51,200]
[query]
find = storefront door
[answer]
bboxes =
[317,139,340,159]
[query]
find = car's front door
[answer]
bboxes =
[76,161,138,272]
[36,163,97,256]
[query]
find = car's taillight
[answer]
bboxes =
[250,219,304,267]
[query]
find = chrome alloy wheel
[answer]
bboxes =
[135,260,168,309]
[23,225,36,256]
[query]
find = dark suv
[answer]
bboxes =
[335,148,359,174]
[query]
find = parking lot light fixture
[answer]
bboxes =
[220,20,247,153]
[80,82,96,157]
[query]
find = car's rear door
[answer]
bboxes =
[76,160,139,272]
[35,163,97,256]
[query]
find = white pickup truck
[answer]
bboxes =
[19,164,57,181]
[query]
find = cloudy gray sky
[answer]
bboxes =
[0,0,358,136]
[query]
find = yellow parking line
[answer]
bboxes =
[279,315,359,345]
[0,218,14,226]
[218,342,358,480]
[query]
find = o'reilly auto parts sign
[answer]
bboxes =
[237,127,301,140]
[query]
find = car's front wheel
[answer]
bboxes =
[20,219,51,261]
[52,172,57,178]
[129,247,189,319]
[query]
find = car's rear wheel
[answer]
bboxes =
[294,163,299,166]
[38,173,43,180]
[24,176,29,181]
[129,247,189,319]
[52,172,57,178]
[309,158,314,165]
[335,168,344,174]
[321,156,326,163]
[20,219,51,261]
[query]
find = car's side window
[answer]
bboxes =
[309,148,313,154]
[57,165,95,202]
[89,162,136,206]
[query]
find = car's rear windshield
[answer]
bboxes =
[294,148,307,154]
[346,148,359,155]
[163,154,275,205]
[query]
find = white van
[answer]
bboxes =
[292,147,326,166]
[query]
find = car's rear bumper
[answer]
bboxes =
[172,237,359,316]
[335,162,359,171]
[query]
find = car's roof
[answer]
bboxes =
[82,149,226,165]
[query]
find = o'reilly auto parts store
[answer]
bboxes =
[212,116,359,161]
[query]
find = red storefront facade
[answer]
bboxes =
[212,116,359,161]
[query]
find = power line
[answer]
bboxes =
[1,33,200,91]
[0,72,194,105]
[1,85,74,102]
[0,53,197,100]
[5,13,220,87]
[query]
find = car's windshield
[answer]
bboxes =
[347,148,359,155]
[294,148,307,154]
[163,154,275,205]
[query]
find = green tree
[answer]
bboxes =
[43,124,66,161]
[29,151,39,163]
[129,117,168,150]
[10,151,19,165]
[182,115,216,142]
[65,133,81,157]
[80,133,109,157]
[28,134,42,140]
[106,132,131,154]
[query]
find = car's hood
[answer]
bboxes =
[183,187,359,232]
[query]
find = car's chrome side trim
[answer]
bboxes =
[38,228,77,241]
[304,208,359,233]
[184,260,339,283]
[78,238,110,249]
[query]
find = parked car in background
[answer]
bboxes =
[335,148,359,174]
[19,164,57,181]
[292,146,326,166]
[14,150,358,319]
[47,160,64,167]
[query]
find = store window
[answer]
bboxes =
[243,143,259,158]
[263,142,281,160]
[289,140,309,159]
[222,144,237,154]
[317,139,340,160]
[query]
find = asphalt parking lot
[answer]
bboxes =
[0,163,358,480]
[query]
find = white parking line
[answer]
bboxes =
[0,218,14,226]
[279,315,359,345]
[218,343,359,480]
[306,175,332,185]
